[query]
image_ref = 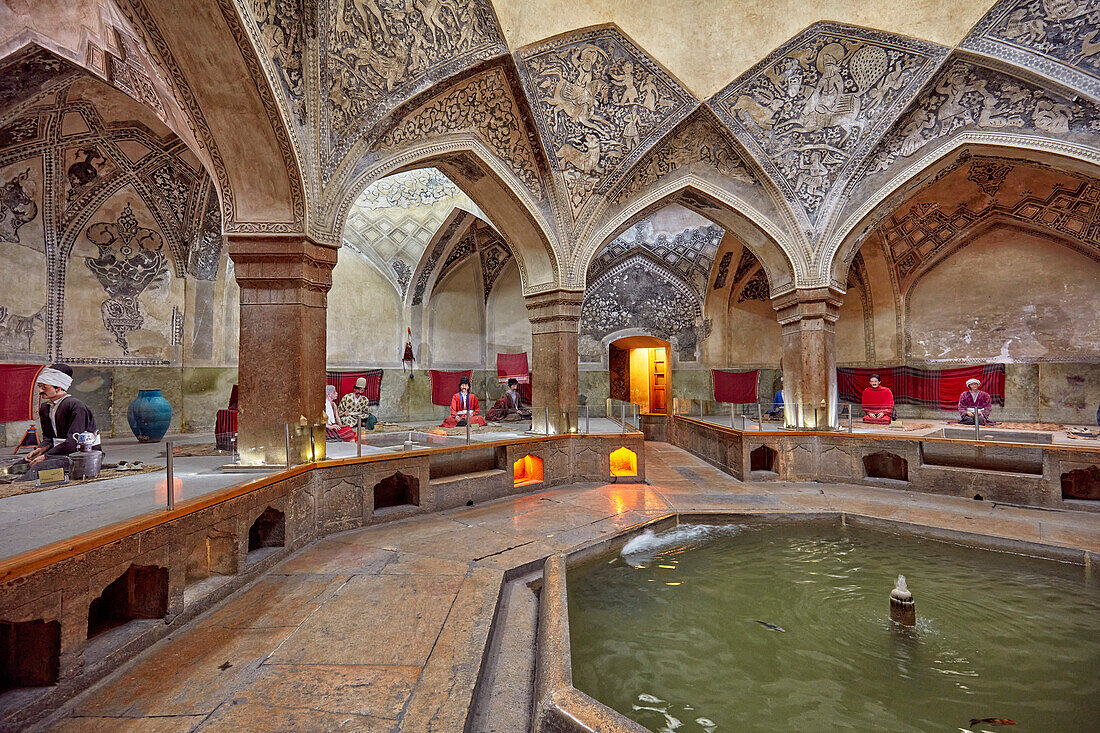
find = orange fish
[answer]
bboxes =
[970,718,1015,726]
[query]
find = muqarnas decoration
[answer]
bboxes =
[84,204,167,352]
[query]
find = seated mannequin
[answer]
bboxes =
[861,374,894,425]
[339,377,378,431]
[441,377,487,427]
[958,378,993,425]
[487,378,531,422]
[764,376,784,418]
[10,364,103,480]
[325,385,356,442]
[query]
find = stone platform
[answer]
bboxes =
[9,443,1098,732]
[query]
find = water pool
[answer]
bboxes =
[567,519,1098,732]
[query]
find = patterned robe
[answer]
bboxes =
[338,392,377,430]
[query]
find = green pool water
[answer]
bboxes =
[567,519,1099,733]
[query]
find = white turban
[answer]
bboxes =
[37,367,73,391]
[966,378,981,388]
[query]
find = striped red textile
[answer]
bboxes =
[430,369,472,406]
[0,364,44,422]
[837,365,1005,411]
[326,369,383,406]
[712,369,759,403]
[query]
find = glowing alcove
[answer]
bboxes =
[610,447,638,477]
[514,454,544,486]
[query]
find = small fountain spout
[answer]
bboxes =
[890,574,916,627]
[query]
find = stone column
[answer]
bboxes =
[525,289,583,434]
[229,234,338,464]
[772,287,843,429]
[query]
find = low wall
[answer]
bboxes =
[0,432,644,731]
[670,416,1100,512]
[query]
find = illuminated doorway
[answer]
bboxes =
[608,336,670,414]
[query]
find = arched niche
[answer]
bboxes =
[905,225,1100,363]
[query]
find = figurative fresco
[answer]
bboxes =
[246,0,307,122]
[0,68,227,365]
[711,23,946,229]
[865,60,1100,174]
[320,0,506,175]
[519,27,696,220]
[607,113,756,209]
[0,168,38,244]
[374,67,544,199]
[962,0,1100,101]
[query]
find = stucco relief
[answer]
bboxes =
[374,68,543,199]
[84,204,169,353]
[189,184,224,281]
[519,27,696,220]
[580,256,708,362]
[866,61,1100,175]
[588,221,722,296]
[711,251,733,290]
[321,0,506,174]
[106,31,167,119]
[607,113,755,208]
[478,235,512,300]
[711,23,946,228]
[962,0,1100,101]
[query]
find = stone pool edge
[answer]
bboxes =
[531,511,1098,733]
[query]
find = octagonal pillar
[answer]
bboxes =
[772,287,843,429]
[229,234,338,464]
[525,290,583,434]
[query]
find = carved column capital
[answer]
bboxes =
[228,234,339,308]
[524,289,584,335]
[771,286,844,329]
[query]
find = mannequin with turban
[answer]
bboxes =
[958,378,993,425]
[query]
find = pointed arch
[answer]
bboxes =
[326,138,562,295]
[576,176,799,296]
[825,136,1100,287]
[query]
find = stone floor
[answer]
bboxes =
[29,442,1100,732]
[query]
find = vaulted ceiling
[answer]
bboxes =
[4,0,1100,294]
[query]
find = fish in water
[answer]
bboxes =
[969,719,1015,727]
[754,619,785,632]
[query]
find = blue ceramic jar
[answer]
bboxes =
[127,389,172,442]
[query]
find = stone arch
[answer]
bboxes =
[1,0,307,233]
[324,139,561,295]
[576,177,798,296]
[825,136,1100,288]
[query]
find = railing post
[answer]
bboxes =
[356,416,361,457]
[585,404,590,434]
[466,408,471,444]
[975,405,981,442]
[165,441,174,511]
[848,404,853,433]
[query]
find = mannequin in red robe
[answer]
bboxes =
[861,374,894,425]
[440,377,487,427]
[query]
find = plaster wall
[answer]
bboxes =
[326,253,403,366]
[486,259,531,360]
[906,230,1100,363]
[428,256,485,368]
[836,290,867,365]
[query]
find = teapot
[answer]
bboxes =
[72,431,97,451]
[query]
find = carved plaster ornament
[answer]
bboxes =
[712,23,946,230]
[84,204,168,353]
[520,28,695,220]
[0,168,38,244]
